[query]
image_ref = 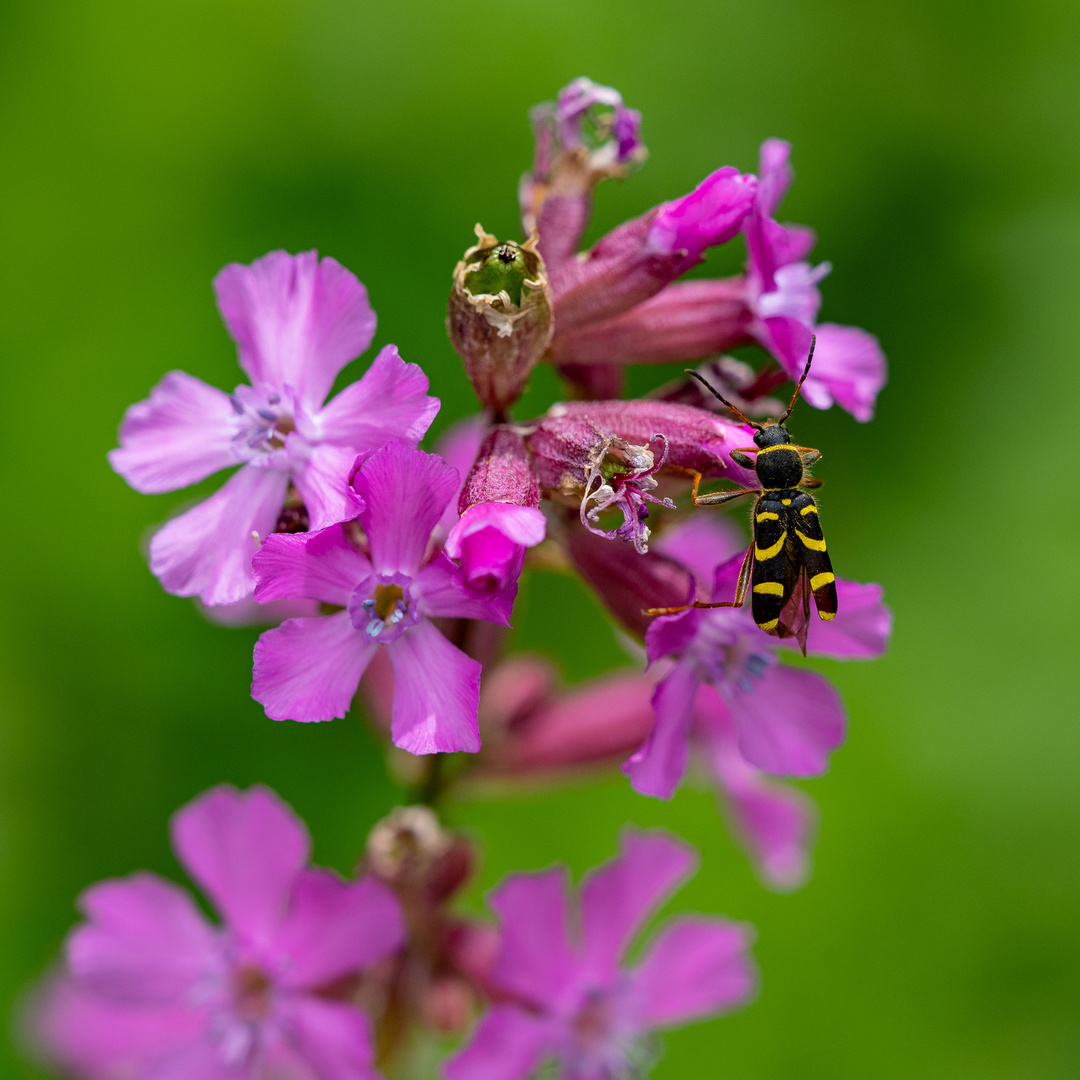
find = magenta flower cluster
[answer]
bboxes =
[30,78,892,1079]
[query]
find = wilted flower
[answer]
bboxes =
[520,77,646,266]
[445,830,756,1080]
[526,399,755,554]
[447,228,553,413]
[109,250,438,605]
[31,785,404,1080]
[251,442,515,753]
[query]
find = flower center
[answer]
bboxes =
[229,387,299,458]
[361,583,409,638]
[232,964,272,1021]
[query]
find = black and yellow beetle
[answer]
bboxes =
[649,338,836,655]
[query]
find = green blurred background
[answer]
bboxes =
[2,0,1078,1076]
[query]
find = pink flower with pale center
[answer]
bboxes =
[251,441,515,753]
[109,250,439,606]
[444,830,756,1080]
[32,785,404,1080]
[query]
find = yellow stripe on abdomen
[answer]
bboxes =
[810,572,835,590]
[756,511,780,522]
[753,582,785,596]
[818,612,836,621]
[795,530,826,552]
[754,533,787,560]
[756,618,779,631]
[799,504,818,516]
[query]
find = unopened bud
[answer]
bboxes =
[448,226,553,413]
[446,426,546,592]
[366,805,451,884]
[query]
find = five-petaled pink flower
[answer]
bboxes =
[109,250,439,606]
[445,829,756,1080]
[625,517,892,800]
[251,441,515,753]
[33,785,404,1080]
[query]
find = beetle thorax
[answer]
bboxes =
[755,442,803,489]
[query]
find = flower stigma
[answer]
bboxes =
[361,583,409,639]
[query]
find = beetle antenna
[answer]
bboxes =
[778,335,816,425]
[685,370,763,430]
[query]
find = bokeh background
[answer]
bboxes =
[2,0,1079,1076]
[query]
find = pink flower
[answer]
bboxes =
[251,442,515,752]
[744,140,887,420]
[109,251,439,606]
[444,830,756,1080]
[33,785,404,1080]
[625,519,892,799]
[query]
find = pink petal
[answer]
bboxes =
[292,443,364,531]
[29,978,207,1080]
[253,526,371,608]
[252,611,376,723]
[142,1040,246,1080]
[697,691,815,890]
[272,871,404,990]
[800,578,892,660]
[756,138,793,218]
[108,371,240,494]
[489,868,578,1011]
[67,874,221,1005]
[580,831,696,984]
[170,785,310,949]
[653,515,745,592]
[628,917,757,1028]
[387,620,481,754]
[746,214,814,294]
[444,1005,554,1080]
[413,554,515,625]
[644,607,703,666]
[213,251,377,410]
[622,662,701,799]
[800,322,888,422]
[725,663,846,776]
[445,504,545,593]
[273,996,378,1080]
[757,312,816,382]
[646,167,758,262]
[352,442,459,576]
[445,504,547,555]
[149,465,289,606]
[316,344,439,448]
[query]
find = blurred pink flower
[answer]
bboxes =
[33,785,404,1080]
[109,250,439,606]
[445,830,756,1080]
